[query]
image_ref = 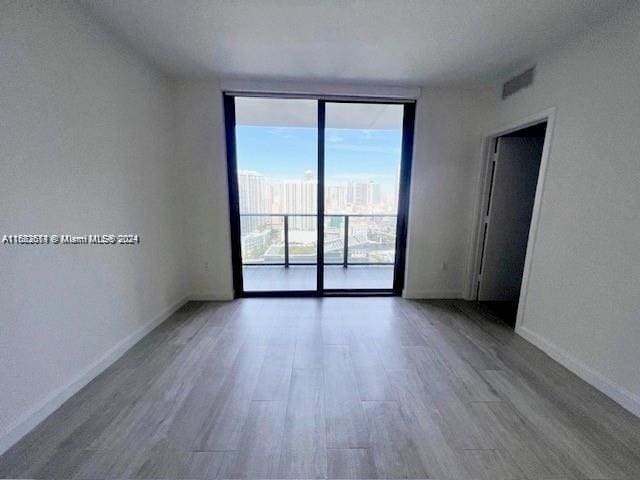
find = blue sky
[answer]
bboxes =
[236,126,401,187]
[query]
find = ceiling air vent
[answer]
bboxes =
[502,67,535,99]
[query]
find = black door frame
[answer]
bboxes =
[223,92,416,298]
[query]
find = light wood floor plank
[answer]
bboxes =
[386,368,471,479]
[225,400,287,479]
[362,400,427,479]
[323,345,370,449]
[276,368,327,479]
[1,298,640,480]
[327,448,378,479]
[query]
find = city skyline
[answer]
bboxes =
[236,123,401,264]
[237,168,399,216]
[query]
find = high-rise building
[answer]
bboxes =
[267,181,283,214]
[238,170,266,232]
[283,175,317,230]
[368,181,382,205]
[344,180,383,212]
[345,180,383,211]
[354,182,368,206]
[346,181,355,205]
[327,185,346,212]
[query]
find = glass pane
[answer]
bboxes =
[324,215,345,265]
[347,215,397,264]
[235,97,317,292]
[240,215,283,264]
[324,102,404,290]
[289,215,317,264]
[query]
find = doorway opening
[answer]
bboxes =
[473,120,549,327]
[224,94,415,297]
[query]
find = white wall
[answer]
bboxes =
[174,80,234,299]
[0,1,188,452]
[481,3,640,415]
[174,80,487,300]
[403,89,490,298]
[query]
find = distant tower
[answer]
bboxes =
[283,172,317,229]
[368,181,381,205]
[237,170,266,232]
[346,181,355,205]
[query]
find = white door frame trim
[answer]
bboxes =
[465,107,556,331]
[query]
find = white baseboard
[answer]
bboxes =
[402,289,462,299]
[189,291,234,301]
[517,325,640,418]
[0,295,190,456]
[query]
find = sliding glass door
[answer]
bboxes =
[224,94,414,296]
[233,97,318,292]
[323,102,404,290]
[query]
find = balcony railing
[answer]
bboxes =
[240,213,397,267]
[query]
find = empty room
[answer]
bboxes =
[1,1,640,479]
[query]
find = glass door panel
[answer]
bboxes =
[323,102,404,290]
[235,97,318,292]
